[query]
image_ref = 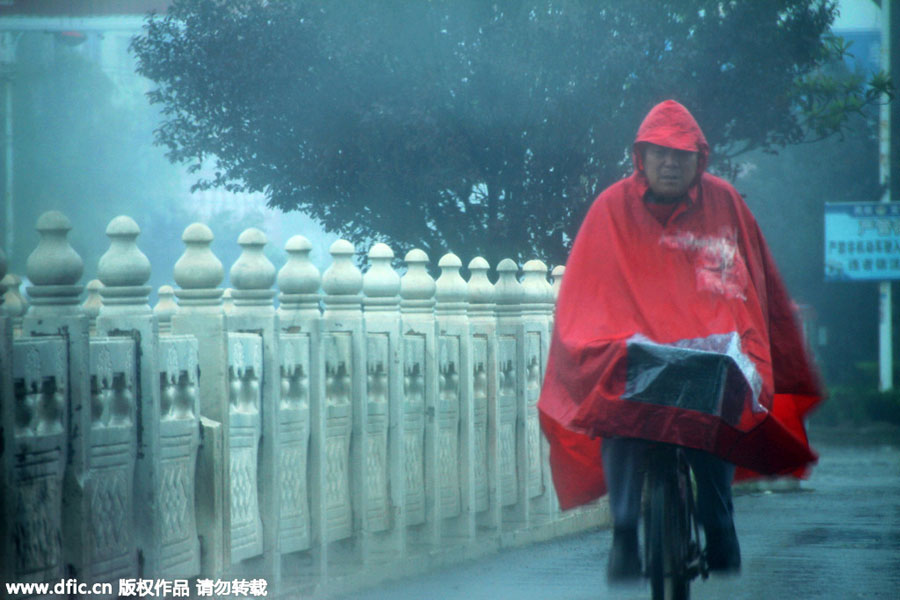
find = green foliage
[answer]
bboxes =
[811,384,900,426]
[811,361,900,426]
[131,0,886,265]
[788,33,893,142]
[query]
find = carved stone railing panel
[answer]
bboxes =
[323,332,353,542]
[156,335,201,577]
[10,336,67,585]
[88,336,138,583]
[227,332,264,562]
[365,334,391,532]
[525,333,544,499]
[437,335,461,519]
[402,334,427,526]
[471,336,490,513]
[279,333,312,553]
[497,336,518,507]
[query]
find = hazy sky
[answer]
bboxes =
[834,0,882,29]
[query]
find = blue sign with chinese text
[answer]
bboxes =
[825,202,900,281]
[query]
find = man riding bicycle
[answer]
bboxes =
[538,100,822,582]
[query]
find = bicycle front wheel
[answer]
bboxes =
[647,472,690,600]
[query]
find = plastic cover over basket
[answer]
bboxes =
[622,333,760,426]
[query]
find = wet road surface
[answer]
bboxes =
[339,426,900,599]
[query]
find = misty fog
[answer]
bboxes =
[1,27,337,301]
[0,2,897,600]
[0,1,888,393]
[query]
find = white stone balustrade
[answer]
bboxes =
[223,288,235,313]
[7,335,69,586]
[434,253,474,541]
[154,285,177,332]
[84,219,149,586]
[169,222,230,577]
[494,259,523,515]
[467,257,499,529]
[398,249,436,545]
[275,235,320,571]
[520,260,554,517]
[277,235,321,323]
[17,210,95,590]
[361,243,404,561]
[232,229,276,309]
[551,264,565,300]
[98,215,153,314]
[319,239,365,567]
[227,228,278,581]
[83,279,103,328]
[25,210,85,313]
[226,331,265,563]
[1,272,28,328]
[173,222,224,309]
[155,334,202,578]
[1,211,607,598]
[87,335,138,584]
[522,260,554,319]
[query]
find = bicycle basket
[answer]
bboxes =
[622,338,751,425]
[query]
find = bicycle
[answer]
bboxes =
[642,442,708,600]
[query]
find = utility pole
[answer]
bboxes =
[0,32,17,264]
[878,0,898,391]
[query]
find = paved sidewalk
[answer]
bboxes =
[335,426,900,600]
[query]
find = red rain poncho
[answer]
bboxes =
[538,100,823,510]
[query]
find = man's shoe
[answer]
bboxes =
[705,524,741,573]
[607,527,642,582]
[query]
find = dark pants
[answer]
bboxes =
[601,437,736,533]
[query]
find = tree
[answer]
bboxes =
[131,0,888,266]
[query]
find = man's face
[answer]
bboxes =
[642,143,699,197]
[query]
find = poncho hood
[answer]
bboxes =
[538,101,822,510]
[633,99,710,199]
